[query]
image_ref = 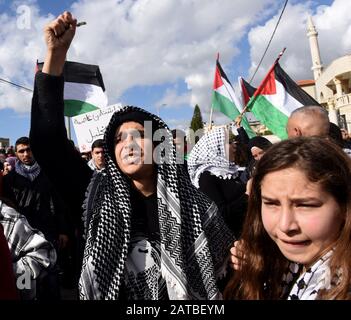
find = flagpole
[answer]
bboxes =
[208,52,220,131]
[66,117,71,140]
[64,56,72,140]
[237,47,286,120]
[275,47,286,64]
[208,106,213,131]
[64,21,87,142]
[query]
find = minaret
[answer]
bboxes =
[307,16,323,80]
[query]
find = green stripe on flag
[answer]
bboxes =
[213,91,256,137]
[251,95,288,139]
[64,100,99,117]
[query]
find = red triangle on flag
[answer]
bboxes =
[255,65,277,96]
[213,64,224,90]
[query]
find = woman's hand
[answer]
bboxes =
[229,240,245,271]
[42,11,77,76]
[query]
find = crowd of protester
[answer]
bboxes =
[1,11,351,301]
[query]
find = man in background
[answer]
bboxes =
[286,105,330,138]
[2,136,69,299]
[87,139,105,171]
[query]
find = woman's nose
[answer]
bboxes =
[278,206,299,234]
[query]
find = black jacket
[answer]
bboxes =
[30,72,93,230]
[198,171,248,237]
[3,169,68,245]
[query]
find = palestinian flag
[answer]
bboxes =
[36,61,108,117]
[246,62,319,139]
[212,59,256,137]
[238,76,257,107]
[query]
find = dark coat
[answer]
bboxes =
[29,72,93,230]
[3,169,68,245]
[198,171,248,237]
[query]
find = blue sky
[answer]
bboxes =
[0,0,346,146]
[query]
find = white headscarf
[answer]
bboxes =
[187,127,241,188]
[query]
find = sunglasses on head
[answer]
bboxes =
[17,147,31,154]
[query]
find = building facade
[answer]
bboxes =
[0,137,10,149]
[306,16,351,131]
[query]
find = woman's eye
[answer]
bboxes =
[297,203,319,208]
[263,202,277,206]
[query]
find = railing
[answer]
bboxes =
[336,93,351,108]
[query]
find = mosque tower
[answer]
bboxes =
[306,16,341,125]
[307,16,323,81]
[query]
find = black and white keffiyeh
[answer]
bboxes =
[187,127,241,188]
[15,160,41,182]
[79,106,235,300]
[282,250,338,300]
[343,148,351,158]
[0,200,57,299]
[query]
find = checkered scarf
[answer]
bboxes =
[79,106,234,300]
[187,127,241,188]
[15,161,41,182]
[281,250,338,300]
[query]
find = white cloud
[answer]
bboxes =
[166,118,191,131]
[0,0,277,117]
[247,2,314,85]
[0,2,53,112]
[155,87,190,109]
[186,73,213,113]
[247,0,351,86]
[314,0,351,64]
[69,0,276,111]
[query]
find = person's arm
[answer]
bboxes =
[2,173,15,203]
[30,12,92,218]
[42,11,76,76]
[237,127,250,145]
[1,202,57,299]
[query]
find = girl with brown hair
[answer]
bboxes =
[225,137,351,300]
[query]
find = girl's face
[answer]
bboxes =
[251,146,264,161]
[261,167,344,268]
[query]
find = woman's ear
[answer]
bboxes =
[294,127,302,137]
